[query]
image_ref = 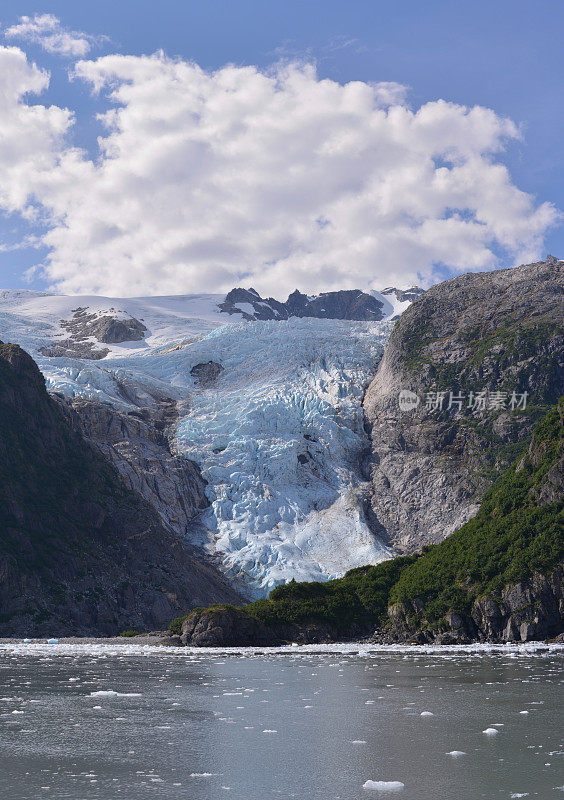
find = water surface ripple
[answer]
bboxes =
[0,643,562,799]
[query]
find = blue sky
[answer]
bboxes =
[0,0,562,296]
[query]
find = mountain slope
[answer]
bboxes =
[364,256,564,552]
[0,342,241,636]
[385,397,563,642]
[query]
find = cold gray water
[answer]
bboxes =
[0,642,562,800]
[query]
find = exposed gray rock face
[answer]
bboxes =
[57,397,209,541]
[41,308,148,359]
[62,308,147,344]
[89,316,146,344]
[364,257,564,553]
[219,287,386,321]
[39,341,110,360]
[381,565,563,644]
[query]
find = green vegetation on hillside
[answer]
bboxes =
[169,557,417,636]
[400,317,561,398]
[389,398,563,620]
[244,555,417,630]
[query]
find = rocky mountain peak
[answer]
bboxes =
[219,286,387,321]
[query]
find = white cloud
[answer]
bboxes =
[0,47,558,296]
[4,14,101,58]
[0,47,73,216]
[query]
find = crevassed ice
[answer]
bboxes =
[0,297,393,596]
[172,318,393,595]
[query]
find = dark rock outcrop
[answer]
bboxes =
[88,316,146,344]
[377,565,563,644]
[39,341,110,360]
[364,257,564,553]
[180,606,273,646]
[40,308,148,359]
[190,361,224,387]
[179,605,351,647]
[62,308,147,344]
[219,287,386,321]
[0,341,241,636]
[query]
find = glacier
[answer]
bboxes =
[0,291,395,597]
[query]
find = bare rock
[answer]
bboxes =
[57,396,209,540]
[180,606,274,647]
[190,361,224,387]
[364,257,564,553]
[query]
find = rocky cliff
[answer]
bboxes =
[0,342,241,636]
[364,256,563,553]
[379,398,563,643]
[58,397,209,542]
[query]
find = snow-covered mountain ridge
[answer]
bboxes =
[0,286,421,597]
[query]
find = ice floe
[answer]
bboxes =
[363,780,405,791]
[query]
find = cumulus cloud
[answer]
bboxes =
[0,47,558,296]
[0,47,74,215]
[4,14,102,58]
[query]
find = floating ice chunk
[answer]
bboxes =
[262,729,277,734]
[23,639,31,644]
[352,740,367,745]
[446,751,466,757]
[420,711,434,716]
[510,794,529,798]
[363,780,404,791]
[519,710,529,714]
[89,691,142,697]
[47,639,58,645]
[190,773,215,778]
[482,728,499,735]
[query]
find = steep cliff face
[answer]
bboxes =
[58,397,209,541]
[381,399,563,643]
[0,342,241,636]
[364,257,563,553]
